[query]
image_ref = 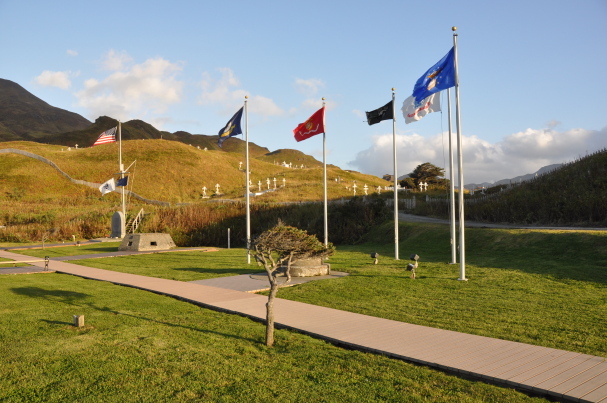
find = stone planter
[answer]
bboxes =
[281,257,330,277]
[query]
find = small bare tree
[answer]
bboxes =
[253,223,335,347]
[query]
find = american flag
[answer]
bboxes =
[91,127,117,147]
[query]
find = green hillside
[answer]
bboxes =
[413,148,607,226]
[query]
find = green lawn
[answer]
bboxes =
[0,273,543,402]
[274,222,607,357]
[11,242,122,258]
[21,221,606,359]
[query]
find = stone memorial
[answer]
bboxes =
[118,233,176,251]
[281,257,330,277]
[110,211,125,238]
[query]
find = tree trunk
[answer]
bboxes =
[266,277,278,347]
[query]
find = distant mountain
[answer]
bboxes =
[462,163,564,190]
[0,78,91,141]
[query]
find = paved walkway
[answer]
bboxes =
[189,271,349,293]
[399,213,607,231]
[1,250,606,402]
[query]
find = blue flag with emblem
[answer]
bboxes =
[116,176,128,187]
[217,107,244,148]
[411,47,456,107]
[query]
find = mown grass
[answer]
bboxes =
[11,242,122,258]
[33,221,607,358]
[0,273,545,402]
[275,222,607,357]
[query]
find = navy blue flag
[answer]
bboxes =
[217,107,243,148]
[116,176,128,187]
[411,47,456,107]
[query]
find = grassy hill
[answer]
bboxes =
[0,79,91,142]
[43,116,270,155]
[0,140,387,242]
[412,148,607,226]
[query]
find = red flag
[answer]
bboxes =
[293,107,325,142]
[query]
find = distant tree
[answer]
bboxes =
[253,223,335,347]
[403,162,448,189]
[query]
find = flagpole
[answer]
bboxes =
[392,88,399,260]
[453,27,467,281]
[245,96,251,264]
[119,120,125,238]
[322,97,328,247]
[447,88,456,264]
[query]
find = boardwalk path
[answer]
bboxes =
[1,250,606,402]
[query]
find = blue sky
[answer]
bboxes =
[1,0,606,183]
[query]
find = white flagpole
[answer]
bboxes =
[245,96,251,264]
[447,88,456,264]
[392,88,399,260]
[322,97,328,247]
[119,120,125,237]
[453,27,467,281]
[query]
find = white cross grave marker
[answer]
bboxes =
[215,184,220,194]
[289,162,292,168]
[202,186,207,197]
[419,183,423,192]
[353,183,357,196]
[258,181,261,192]
[364,184,368,195]
[273,177,276,189]
[239,162,242,170]
[377,186,381,194]
[75,144,78,149]
[301,164,304,169]
[282,177,286,187]
[424,182,428,191]
[266,178,270,189]
[68,147,71,151]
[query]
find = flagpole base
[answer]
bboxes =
[457,277,468,281]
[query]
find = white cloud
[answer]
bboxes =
[198,68,283,117]
[546,119,561,129]
[294,78,324,96]
[102,49,133,71]
[75,53,184,121]
[349,125,607,184]
[292,77,337,111]
[67,49,78,56]
[300,98,338,111]
[352,109,365,118]
[33,70,72,89]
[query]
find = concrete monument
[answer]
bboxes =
[110,211,125,238]
[118,233,176,251]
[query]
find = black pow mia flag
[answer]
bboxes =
[365,100,394,125]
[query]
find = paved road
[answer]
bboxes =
[1,249,605,402]
[399,213,607,231]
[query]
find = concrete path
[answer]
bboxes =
[189,271,349,293]
[1,250,606,402]
[399,212,607,231]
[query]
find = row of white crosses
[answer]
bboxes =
[418,181,429,191]
[201,184,221,197]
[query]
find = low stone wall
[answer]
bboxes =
[282,257,330,277]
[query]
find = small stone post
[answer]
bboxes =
[73,315,84,327]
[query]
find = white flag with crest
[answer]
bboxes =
[401,93,441,124]
[99,178,116,196]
